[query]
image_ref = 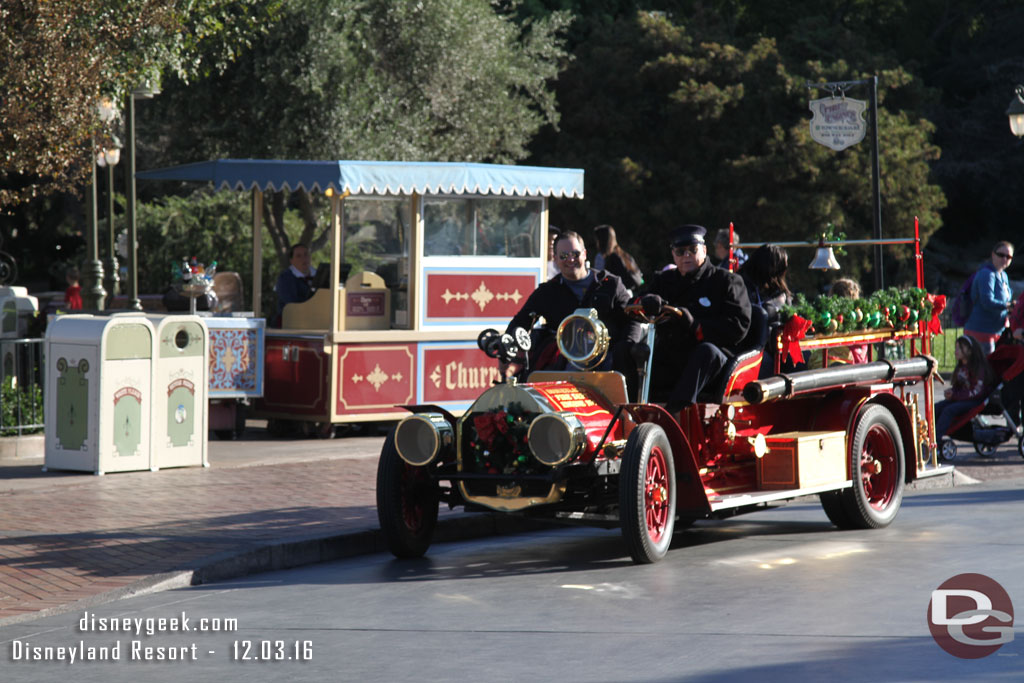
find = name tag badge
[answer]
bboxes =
[699,297,711,308]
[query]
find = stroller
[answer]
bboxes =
[938,342,1024,460]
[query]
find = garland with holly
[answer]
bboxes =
[466,403,539,475]
[780,286,934,335]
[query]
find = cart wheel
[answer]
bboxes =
[267,418,292,438]
[376,430,439,559]
[311,422,336,439]
[939,437,957,462]
[620,423,676,564]
[974,442,997,457]
[828,405,906,529]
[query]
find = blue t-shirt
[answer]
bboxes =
[564,271,595,303]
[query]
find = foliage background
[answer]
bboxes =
[2,0,1024,300]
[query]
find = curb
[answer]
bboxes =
[0,513,552,628]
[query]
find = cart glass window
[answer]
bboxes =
[422,197,542,258]
[342,198,412,328]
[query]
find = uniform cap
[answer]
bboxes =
[670,224,707,247]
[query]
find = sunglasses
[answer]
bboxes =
[672,245,700,256]
[558,250,583,261]
[995,251,1013,260]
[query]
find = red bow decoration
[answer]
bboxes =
[781,315,813,365]
[473,412,499,445]
[926,294,946,335]
[473,410,510,447]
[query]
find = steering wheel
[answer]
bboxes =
[624,302,684,325]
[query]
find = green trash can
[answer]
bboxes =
[44,314,155,474]
[148,314,209,469]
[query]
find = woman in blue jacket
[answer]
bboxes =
[965,240,1014,353]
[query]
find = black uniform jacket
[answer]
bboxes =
[506,269,643,366]
[645,260,751,355]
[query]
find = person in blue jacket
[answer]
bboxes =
[965,241,1014,354]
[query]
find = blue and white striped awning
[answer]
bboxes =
[136,159,584,198]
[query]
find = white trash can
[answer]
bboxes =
[148,314,209,469]
[44,314,155,474]
[0,286,38,338]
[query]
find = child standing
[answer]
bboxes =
[934,335,994,439]
[64,266,82,310]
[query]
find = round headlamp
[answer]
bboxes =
[395,413,454,466]
[527,412,587,466]
[556,308,610,370]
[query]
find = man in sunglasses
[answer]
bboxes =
[502,230,642,386]
[639,224,751,414]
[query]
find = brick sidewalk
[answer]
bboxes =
[0,442,386,625]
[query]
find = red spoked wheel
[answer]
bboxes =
[860,419,900,513]
[376,430,439,558]
[822,404,905,529]
[620,423,677,563]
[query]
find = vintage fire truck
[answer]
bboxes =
[376,231,944,563]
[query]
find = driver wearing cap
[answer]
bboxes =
[501,230,642,385]
[639,224,751,413]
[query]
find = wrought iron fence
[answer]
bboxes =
[0,337,44,436]
[878,310,959,374]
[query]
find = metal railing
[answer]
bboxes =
[0,338,44,436]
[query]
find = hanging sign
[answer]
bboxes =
[808,97,867,151]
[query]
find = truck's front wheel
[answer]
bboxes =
[376,430,439,558]
[620,423,677,563]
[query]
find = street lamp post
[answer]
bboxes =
[125,84,158,311]
[1007,85,1024,138]
[83,154,106,310]
[97,144,121,301]
[83,97,119,310]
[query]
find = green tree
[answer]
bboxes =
[534,10,946,292]
[667,0,1024,281]
[0,0,281,209]
[143,0,572,270]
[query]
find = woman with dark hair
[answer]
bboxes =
[738,244,792,377]
[738,244,790,316]
[593,224,643,292]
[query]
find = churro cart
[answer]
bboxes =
[137,160,583,431]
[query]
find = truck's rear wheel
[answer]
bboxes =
[819,490,854,528]
[620,423,676,564]
[822,405,905,529]
[845,404,905,528]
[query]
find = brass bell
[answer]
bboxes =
[808,238,841,271]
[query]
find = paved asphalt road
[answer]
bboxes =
[3,472,1023,682]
